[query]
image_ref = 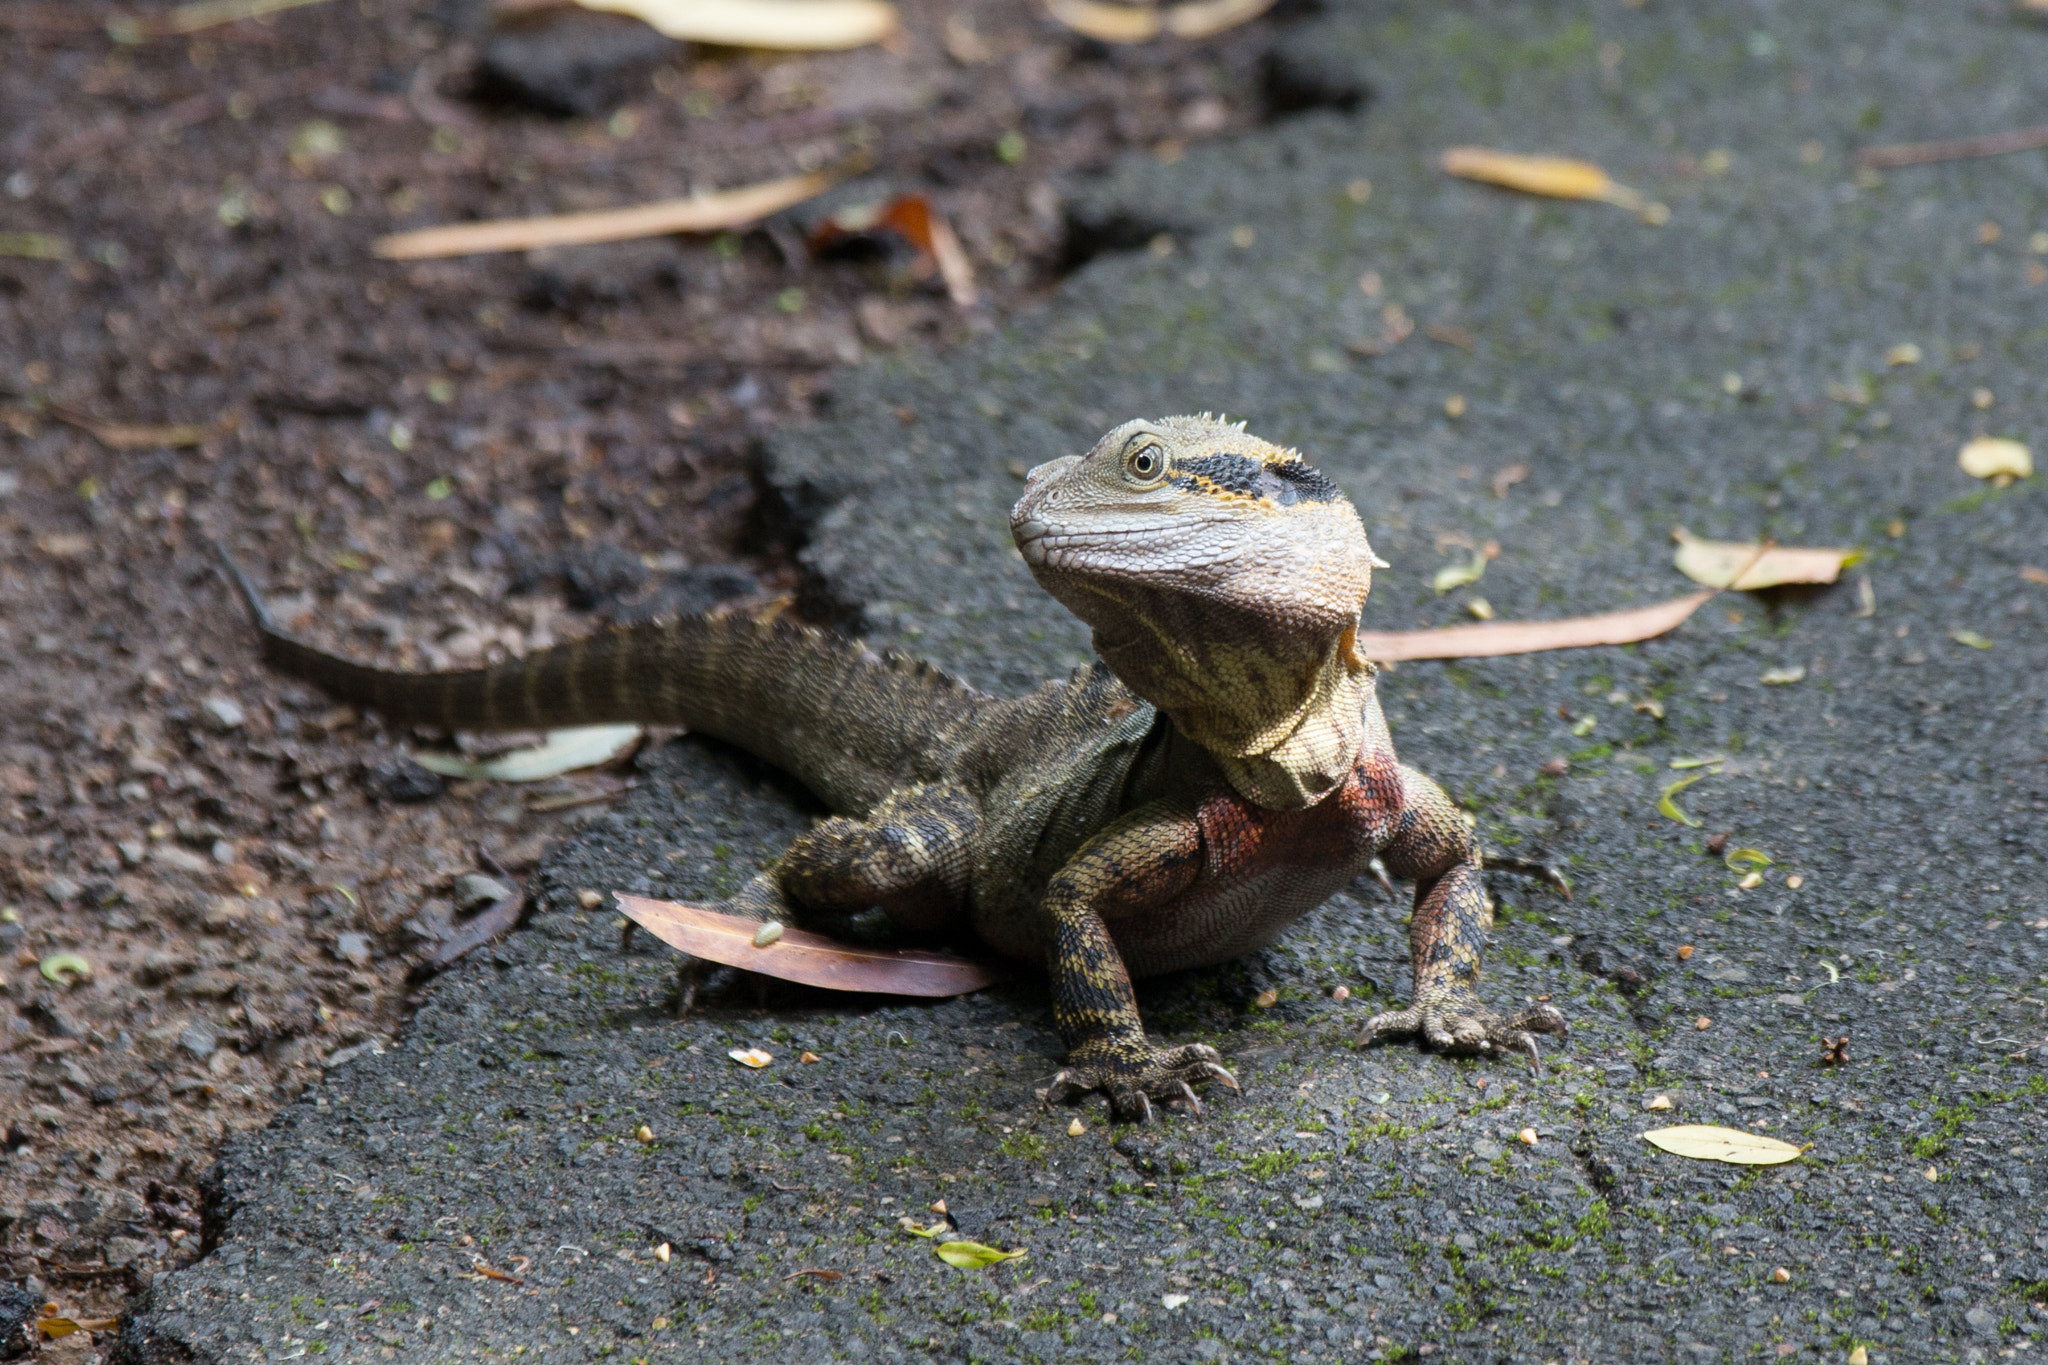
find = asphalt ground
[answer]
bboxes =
[120,2,2047,1361]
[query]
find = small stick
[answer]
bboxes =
[1855,124,2048,170]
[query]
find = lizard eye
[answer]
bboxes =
[1124,442,1165,485]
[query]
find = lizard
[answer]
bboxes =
[220,414,1567,1121]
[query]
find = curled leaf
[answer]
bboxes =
[1669,754,1726,770]
[1759,665,1806,686]
[934,1240,1027,1269]
[40,953,91,986]
[1671,528,1859,590]
[898,1216,950,1238]
[728,1047,774,1069]
[1958,436,2032,481]
[1949,629,1992,650]
[1657,773,1709,827]
[1641,1125,1806,1166]
[1723,848,1773,873]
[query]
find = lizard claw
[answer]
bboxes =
[1046,1041,1238,1123]
[1362,996,1567,1071]
[1482,854,1573,901]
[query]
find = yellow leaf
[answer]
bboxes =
[898,1216,950,1238]
[39,953,92,986]
[1668,754,1726,770]
[1657,773,1709,827]
[412,724,643,782]
[1671,528,1859,590]
[1641,1125,1805,1166]
[934,1240,1028,1269]
[1958,436,2031,481]
[1432,554,1487,594]
[1949,629,1992,650]
[1759,665,1806,686]
[1723,848,1772,873]
[573,0,899,50]
[728,1047,773,1068]
[1043,0,1277,43]
[1440,147,1660,217]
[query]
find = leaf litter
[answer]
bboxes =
[1641,1125,1806,1166]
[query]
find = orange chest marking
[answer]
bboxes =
[1194,749,1404,881]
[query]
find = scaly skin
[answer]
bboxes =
[221,415,1565,1122]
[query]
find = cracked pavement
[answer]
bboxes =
[120,2,2046,1361]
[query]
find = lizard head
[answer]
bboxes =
[1010,415,1387,808]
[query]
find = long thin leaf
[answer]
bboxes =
[617,894,1005,996]
[1353,590,1712,663]
[934,1240,1027,1269]
[1671,528,1859,590]
[372,172,834,260]
[411,724,642,782]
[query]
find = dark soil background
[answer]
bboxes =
[0,0,1296,1328]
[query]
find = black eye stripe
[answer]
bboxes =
[1169,452,1341,505]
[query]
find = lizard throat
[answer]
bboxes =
[1089,621,1372,810]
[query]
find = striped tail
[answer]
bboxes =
[216,545,985,815]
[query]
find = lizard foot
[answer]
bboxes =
[1482,854,1573,901]
[1045,1040,1239,1123]
[1362,994,1568,1072]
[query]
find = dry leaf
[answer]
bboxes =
[52,408,207,449]
[1958,436,2032,480]
[1252,987,1279,1009]
[934,1240,1027,1269]
[1671,528,1859,590]
[809,194,977,308]
[1759,665,1806,685]
[1044,0,1276,43]
[729,1047,774,1068]
[160,0,334,37]
[1353,590,1713,663]
[412,724,642,782]
[1848,1347,1869,1365]
[1517,1127,1538,1146]
[1068,1117,1086,1136]
[1440,146,1665,219]
[373,171,834,260]
[618,894,1004,996]
[1668,754,1726,770]
[1647,1094,1674,1111]
[573,0,898,50]
[1642,1125,1805,1165]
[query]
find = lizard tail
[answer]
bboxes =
[214,543,986,814]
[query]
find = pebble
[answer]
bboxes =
[334,932,372,966]
[1471,1139,1503,1161]
[200,696,246,731]
[42,876,80,905]
[364,755,444,804]
[118,840,146,867]
[178,1022,217,1061]
[452,874,512,911]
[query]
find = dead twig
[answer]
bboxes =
[1855,124,2048,170]
[413,849,528,978]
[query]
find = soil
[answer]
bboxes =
[0,0,1292,1328]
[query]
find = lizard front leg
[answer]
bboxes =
[1040,801,1239,1123]
[1362,765,1567,1068]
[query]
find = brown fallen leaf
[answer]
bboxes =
[1353,590,1713,663]
[472,1260,525,1285]
[1440,146,1666,221]
[37,1317,119,1339]
[2021,566,2048,585]
[1043,0,1277,43]
[809,195,976,308]
[783,1267,846,1281]
[617,894,1004,996]
[1671,528,1859,590]
[571,0,899,50]
[373,171,835,260]
[1820,1033,1850,1066]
